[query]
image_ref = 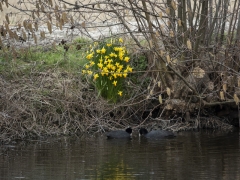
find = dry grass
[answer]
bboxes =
[0,66,234,143]
[0,68,137,142]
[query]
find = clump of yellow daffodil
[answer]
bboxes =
[82,38,133,102]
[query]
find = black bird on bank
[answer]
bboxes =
[139,128,175,139]
[106,127,132,139]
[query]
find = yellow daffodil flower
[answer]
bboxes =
[119,52,124,60]
[118,65,123,71]
[104,60,108,65]
[123,73,127,78]
[86,53,94,60]
[103,67,109,74]
[124,56,130,62]
[119,38,123,43]
[87,70,93,75]
[118,47,123,52]
[110,52,117,57]
[127,66,133,72]
[101,67,109,76]
[118,91,123,96]
[111,65,116,71]
[107,63,111,69]
[83,39,131,101]
[113,73,117,79]
[113,80,117,86]
[94,74,99,80]
[108,59,113,63]
[114,47,119,51]
[90,61,95,66]
[101,47,106,54]
[97,62,103,69]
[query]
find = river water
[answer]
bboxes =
[0,129,240,180]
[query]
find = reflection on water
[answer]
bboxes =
[0,129,240,180]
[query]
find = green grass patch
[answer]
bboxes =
[0,37,91,77]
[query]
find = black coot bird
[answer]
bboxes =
[106,127,132,139]
[139,128,175,139]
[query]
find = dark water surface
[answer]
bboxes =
[1,129,240,180]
